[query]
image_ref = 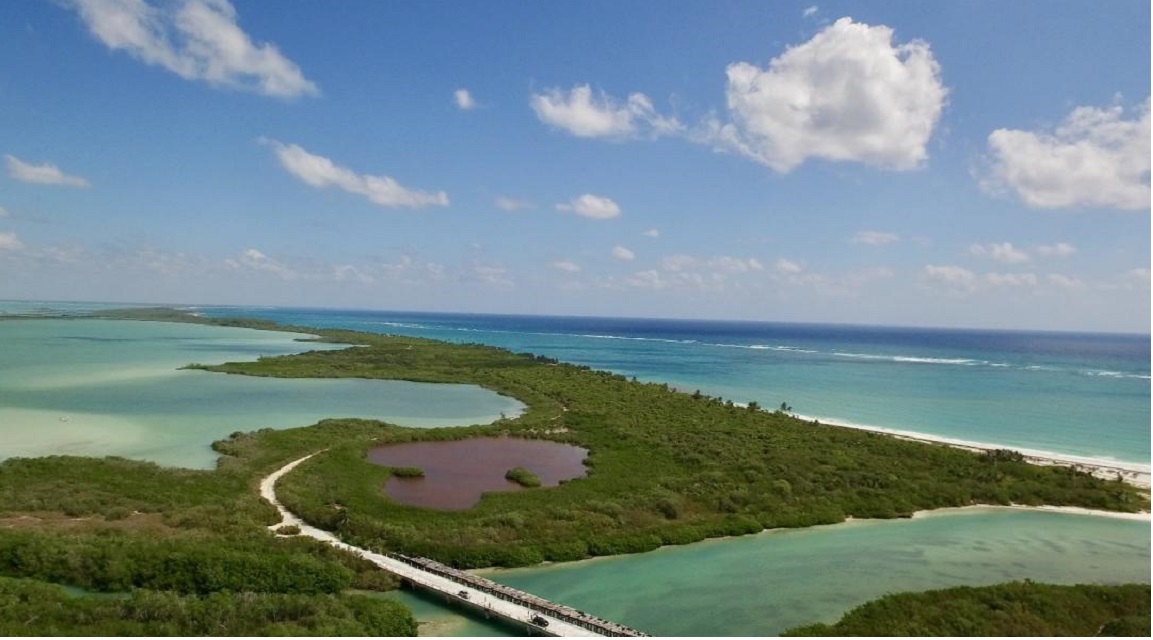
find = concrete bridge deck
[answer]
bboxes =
[260,453,648,637]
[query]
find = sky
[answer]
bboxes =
[0,0,1149,332]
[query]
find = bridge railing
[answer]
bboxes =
[389,553,648,637]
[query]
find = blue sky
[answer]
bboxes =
[0,0,1149,332]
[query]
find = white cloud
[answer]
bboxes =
[660,254,763,273]
[266,140,449,209]
[5,155,91,188]
[1124,268,1150,283]
[969,242,1030,264]
[530,84,682,139]
[612,245,636,261]
[0,231,24,252]
[772,258,804,275]
[469,264,512,286]
[494,196,533,211]
[69,0,318,98]
[850,230,899,245]
[556,193,621,219]
[660,254,701,271]
[712,256,764,273]
[1035,242,1076,258]
[454,88,476,110]
[922,264,976,289]
[226,248,295,279]
[1047,273,1084,289]
[704,17,947,172]
[985,272,1038,287]
[983,99,1150,210]
[618,254,763,292]
[803,6,819,18]
[332,264,374,284]
[624,269,666,290]
[642,228,660,238]
[0,206,8,217]
[552,260,581,272]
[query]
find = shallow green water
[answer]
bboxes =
[0,319,523,469]
[471,509,1150,636]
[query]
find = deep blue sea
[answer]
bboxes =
[186,306,1151,467]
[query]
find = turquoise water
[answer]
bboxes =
[2,302,1148,635]
[483,509,1150,636]
[202,308,1150,466]
[0,318,523,469]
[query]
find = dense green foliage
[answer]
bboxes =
[179,322,1143,568]
[505,467,542,488]
[0,308,1146,636]
[783,581,1151,636]
[0,529,352,594]
[0,577,416,636]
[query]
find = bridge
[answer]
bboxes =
[260,454,649,637]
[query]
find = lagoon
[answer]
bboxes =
[0,319,524,469]
[476,508,1150,636]
[2,310,1148,636]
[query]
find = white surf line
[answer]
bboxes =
[260,453,627,637]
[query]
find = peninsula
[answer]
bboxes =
[0,308,1147,635]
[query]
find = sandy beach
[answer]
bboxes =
[788,411,1152,491]
[911,504,1151,522]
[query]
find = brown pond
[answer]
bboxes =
[366,437,588,510]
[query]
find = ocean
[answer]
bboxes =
[197,306,1151,467]
[2,300,1149,635]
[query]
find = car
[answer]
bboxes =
[531,615,549,627]
[457,590,470,600]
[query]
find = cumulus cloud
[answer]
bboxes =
[469,264,512,286]
[0,231,24,252]
[850,230,899,245]
[642,228,660,238]
[265,140,449,209]
[226,248,295,279]
[612,245,636,261]
[530,84,682,139]
[5,155,91,188]
[494,196,533,211]
[1046,273,1084,289]
[1035,242,1076,258]
[922,264,976,289]
[985,272,1038,287]
[454,88,476,110]
[1124,268,1150,283]
[551,260,581,272]
[969,242,1030,264]
[772,258,804,275]
[556,194,621,219]
[803,6,819,18]
[69,0,318,98]
[661,254,763,273]
[982,99,1150,210]
[332,264,374,284]
[618,254,764,292]
[704,17,947,172]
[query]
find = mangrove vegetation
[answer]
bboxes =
[0,308,1146,635]
[783,581,1151,636]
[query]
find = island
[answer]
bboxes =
[0,308,1147,636]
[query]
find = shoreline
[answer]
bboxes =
[789,411,1151,490]
[909,504,1151,522]
[477,502,1151,577]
